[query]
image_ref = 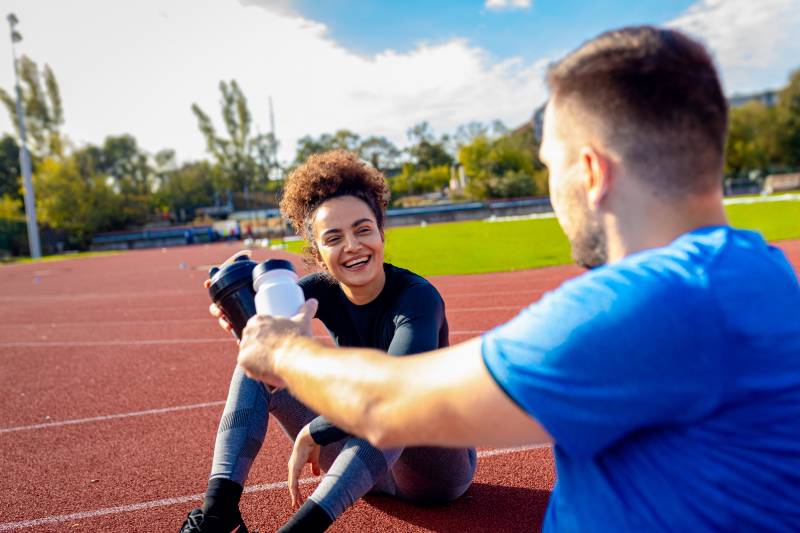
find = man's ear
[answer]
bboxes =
[579,146,613,209]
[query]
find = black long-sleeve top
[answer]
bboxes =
[298,263,449,445]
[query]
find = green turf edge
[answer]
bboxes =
[283,199,800,276]
[1,250,122,266]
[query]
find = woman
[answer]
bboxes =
[181,150,477,533]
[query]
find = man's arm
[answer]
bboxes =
[240,319,552,449]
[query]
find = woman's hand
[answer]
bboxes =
[288,424,321,509]
[203,250,253,336]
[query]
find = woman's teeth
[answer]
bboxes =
[344,257,369,268]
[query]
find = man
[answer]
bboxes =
[238,26,800,531]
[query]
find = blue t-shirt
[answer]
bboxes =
[482,226,800,532]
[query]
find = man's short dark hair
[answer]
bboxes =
[547,26,728,193]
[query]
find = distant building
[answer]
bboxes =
[728,90,779,108]
[764,173,800,193]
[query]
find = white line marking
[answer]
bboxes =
[0,338,229,348]
[0,444,551,531]
[476,444,550,458]
[0,318,212,329]
[722,193,800,205]
[0,290,202,303]
[0,401,226,434]
[446,306,520,312]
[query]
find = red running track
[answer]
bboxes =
[1,239,798,532]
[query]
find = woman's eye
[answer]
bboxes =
[357,227,372,234]
[325,237,340,245]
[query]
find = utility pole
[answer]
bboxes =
[268,96,281,180]
[7,13,41,258]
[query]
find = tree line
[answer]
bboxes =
[0,55,798,255]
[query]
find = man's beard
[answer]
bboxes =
[565,186,608,269]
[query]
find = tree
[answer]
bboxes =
[192,80,278,200]
[154,161,218,222]
[0,135,21,202]
[71,135,153,228]
[360,136,401,172]
[390,164,451,198]
[776,68,800,169]
[725,101,780,177]
[406,122,453,170]
[33,156,120,246]
[459,128,547,199]
[292,129,362,167]
[0,56,64,157]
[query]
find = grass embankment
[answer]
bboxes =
[288,199,800,276]
[1,250,120,265]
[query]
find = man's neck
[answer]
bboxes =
[604,190,728,263]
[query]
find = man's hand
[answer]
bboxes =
[287,424,321,509]
[237,299,318,387]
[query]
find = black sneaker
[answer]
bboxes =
[179,507,249,533]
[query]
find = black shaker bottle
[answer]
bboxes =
[207,255,258,339]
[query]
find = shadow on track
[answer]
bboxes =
[364,483,551,532]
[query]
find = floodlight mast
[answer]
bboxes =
[7,13,41,259]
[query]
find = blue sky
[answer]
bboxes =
[1,0,799,163]
[294,0,696,61]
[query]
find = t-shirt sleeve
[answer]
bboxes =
[387,282,445,356]
[481,265,723,457]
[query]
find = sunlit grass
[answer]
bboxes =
[284,198,800,276]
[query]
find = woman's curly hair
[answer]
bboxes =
[279,150,390,262]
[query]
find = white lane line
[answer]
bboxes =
[446,306,520,312]
[0,304,524,329]
[723,193,800,205]
[0,331,492,350]
[0,401,226,434]
[0,290,202,302]
[0,338,229,348]
[0,444,551,531]
[477,444,550,458]
[0,318,212,329]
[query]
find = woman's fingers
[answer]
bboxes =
[310,445,321,476]
[208,303,234,333]
[288,451,305,508]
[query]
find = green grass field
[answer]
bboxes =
[288,198,800,276]
[1,250,120,265]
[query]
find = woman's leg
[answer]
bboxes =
[209,365,270,485]
[306,439,404,518]
[387,447,478,504]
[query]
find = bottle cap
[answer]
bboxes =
[252,259,296,282]
[208,255,258,302]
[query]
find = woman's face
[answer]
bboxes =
[310,195,385,289]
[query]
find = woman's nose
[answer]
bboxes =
[343,232,361,251]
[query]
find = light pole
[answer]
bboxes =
[7,13,41,259]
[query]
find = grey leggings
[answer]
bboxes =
[210,365,477,519]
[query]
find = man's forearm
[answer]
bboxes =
[274,336,401,443]
[265,335,552,449]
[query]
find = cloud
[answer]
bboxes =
[668,0,800,92]
[0,0,549,164]
[238,0,300,18]
[485,0,532,11]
